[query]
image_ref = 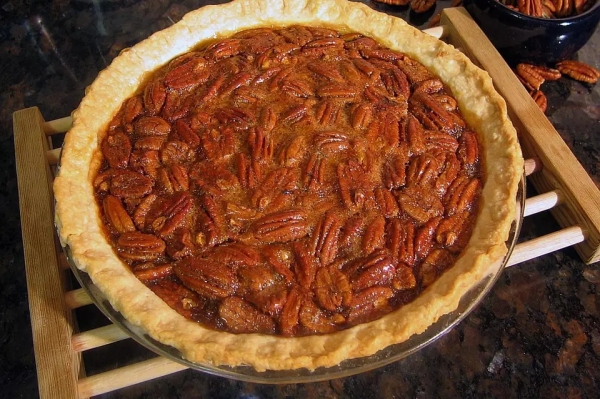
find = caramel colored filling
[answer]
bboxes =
[94,26,482,336]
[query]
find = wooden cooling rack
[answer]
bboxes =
[13,8,600,399]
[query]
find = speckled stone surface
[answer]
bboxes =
[1,1,599,398]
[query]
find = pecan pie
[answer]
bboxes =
[55,0,523,371]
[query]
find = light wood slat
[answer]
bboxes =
[47,148,61,165]
[58,252,70,270]
[72,325,130,352]
[13,107,81,398]
[523,190,563,217]
[78,357,188,398]
[441,8,600,264]
[64,288,94,309]
[507,226,586,267]
[43,116,73,135]
[524,157,541,177]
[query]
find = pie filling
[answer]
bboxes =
[95,26,483,337]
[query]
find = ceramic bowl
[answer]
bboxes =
[463,0,600,66]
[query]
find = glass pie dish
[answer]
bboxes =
[53,0,525,382]
[60,172,524,384]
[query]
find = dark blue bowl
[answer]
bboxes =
[463,0,600,66]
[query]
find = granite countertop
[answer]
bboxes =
[1,1,599,398]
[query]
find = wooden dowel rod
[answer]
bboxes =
[507,226,586,267]
[47,148,61,165]
[43,116,72,135]
[523,190,563,217]
[421,26,446,39]
[524,157,541,176]
[78,356,188,398]
[71,324,130,352]
[64,288,93,309]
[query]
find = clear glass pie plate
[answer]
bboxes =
[60,174,525,384]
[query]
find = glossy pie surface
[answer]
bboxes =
[96,25,483,337]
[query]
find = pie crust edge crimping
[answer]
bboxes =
[54,0,524,372]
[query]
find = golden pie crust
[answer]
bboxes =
[55,0,523,371]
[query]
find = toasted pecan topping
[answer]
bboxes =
[96,26,482,336]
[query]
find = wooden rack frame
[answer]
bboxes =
[13,8,600,398]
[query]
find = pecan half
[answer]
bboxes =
[556,60,600,84]
[133,194,157,230]
[248,127,274,161]
[219,296,275,334]
[414,217,442,259]
[362,215,386,255]
[396,187,444,224]
[411,0,437,13]
[518,0,543,17]
[251,167,298,210]
[164,56,210,89]
[310,212,342,266]
[351,103,374,131]
[282,77,315,98]
[201,128,235,161]
[315,100,342,125]
[530,90,548,113]
[103,195,136,234]
[348,286,394,324]
[235,153,261,189]
[134,116,171,137]
[410,92,466,135]
[317,84,358,98]
[314,131,351,154]
[133,263,174,283]
[382,146,409,189]
[386,219,415,266]
[392,265,417,291]
[174,120,200,148]
[102,132,132,170]
[418,248,453,287]
[406,153,441,188]
[143,79,166,115]
[307,61,345,82]
[259,104,278,131]
[516,63,545,90]
[293,242,318,289]
[302,154,325,191]
[237,263,279,293]
[246,284,288,317]
[397,57,432,84]
[150,192,193,237]
[109,170,154,199]
[457,131,479,170]
[349,250,396,292]
[299,299,344,334]
[280,287,303,336]
[436,211,470,249]
[174,256,238,299]
[315,267,352,311]
[117,231,166,262]
[374,188,400,218]
[445,176,480,216]
[211,243,261,267]
[248,209,310,244]
[337,159,376,212]
[279,135,307,166]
